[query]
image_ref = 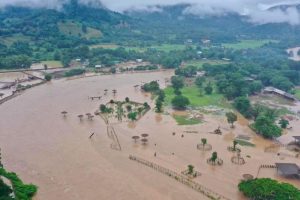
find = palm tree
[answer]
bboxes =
[233,140,238,151]
[210,152,218,164]
[201,138,207,149]
[187,165,194,175]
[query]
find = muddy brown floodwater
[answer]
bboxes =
[0,71,299,200]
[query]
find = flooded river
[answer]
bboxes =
[0,71,299,200]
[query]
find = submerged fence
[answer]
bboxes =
[129,155,230,200]
[107,126,121,151]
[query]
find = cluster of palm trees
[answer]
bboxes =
[103,89,117,96]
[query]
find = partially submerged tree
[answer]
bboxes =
[201,138,207,149]
[226,112,238,128]
[234,96,252,118]
[253,115,282,138]
[187,165,194,175]
[171,95,190,110]
[128,112,137,121]
[171,76,184,92]
[210,152,218,164]
[155,99,163,113]
[279,118,289,129]
[44,74,52,81]
[233,140,238,151]
[239,178,300,200]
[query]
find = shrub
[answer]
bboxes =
[44,74,52,81]
[64,68,85,77]
[171,95,190,110]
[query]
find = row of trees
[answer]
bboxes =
[233,97,283,138]
[170,76,190,110]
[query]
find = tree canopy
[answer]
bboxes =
[239,178,300,200]
[171,95,190,110]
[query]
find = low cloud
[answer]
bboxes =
[1,0,300,25]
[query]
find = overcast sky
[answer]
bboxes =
[1,0,300,25]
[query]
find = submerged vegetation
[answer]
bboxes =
[173,115,201,125]
[239,178,300,200]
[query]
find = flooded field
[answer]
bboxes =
[0,71,299,200]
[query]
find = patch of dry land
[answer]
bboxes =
[0,71,299,200]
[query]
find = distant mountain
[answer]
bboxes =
[1,1,300,50]
[0,0,132,47]
[127,3,300,43]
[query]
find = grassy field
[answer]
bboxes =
[125,44,194,52]
[89,44,194,52]
[164,86,229,108]
[89,44,119,49]
[183,59,230,69]
[41,61,63,68]
[294,88,300,99]
[58,21,102,39]
[0,34,31,46]
[173,115,202,125]
[222,39,278,50]
[235,139,255,147]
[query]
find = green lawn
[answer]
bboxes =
[89,44,194,52]
[89,44,119,49]
[164,86,229,108]
[183,59,230,70]
[41,61,63,68]
[222,40,278,50]
[173,115,202,125]
[235,139,255,147]
[294,88,300,99]
[0,34,31,46]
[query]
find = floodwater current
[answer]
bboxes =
[0,71,299,200]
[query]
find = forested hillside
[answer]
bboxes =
[1,1,300,70]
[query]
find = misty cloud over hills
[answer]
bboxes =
[1,0,300,25]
